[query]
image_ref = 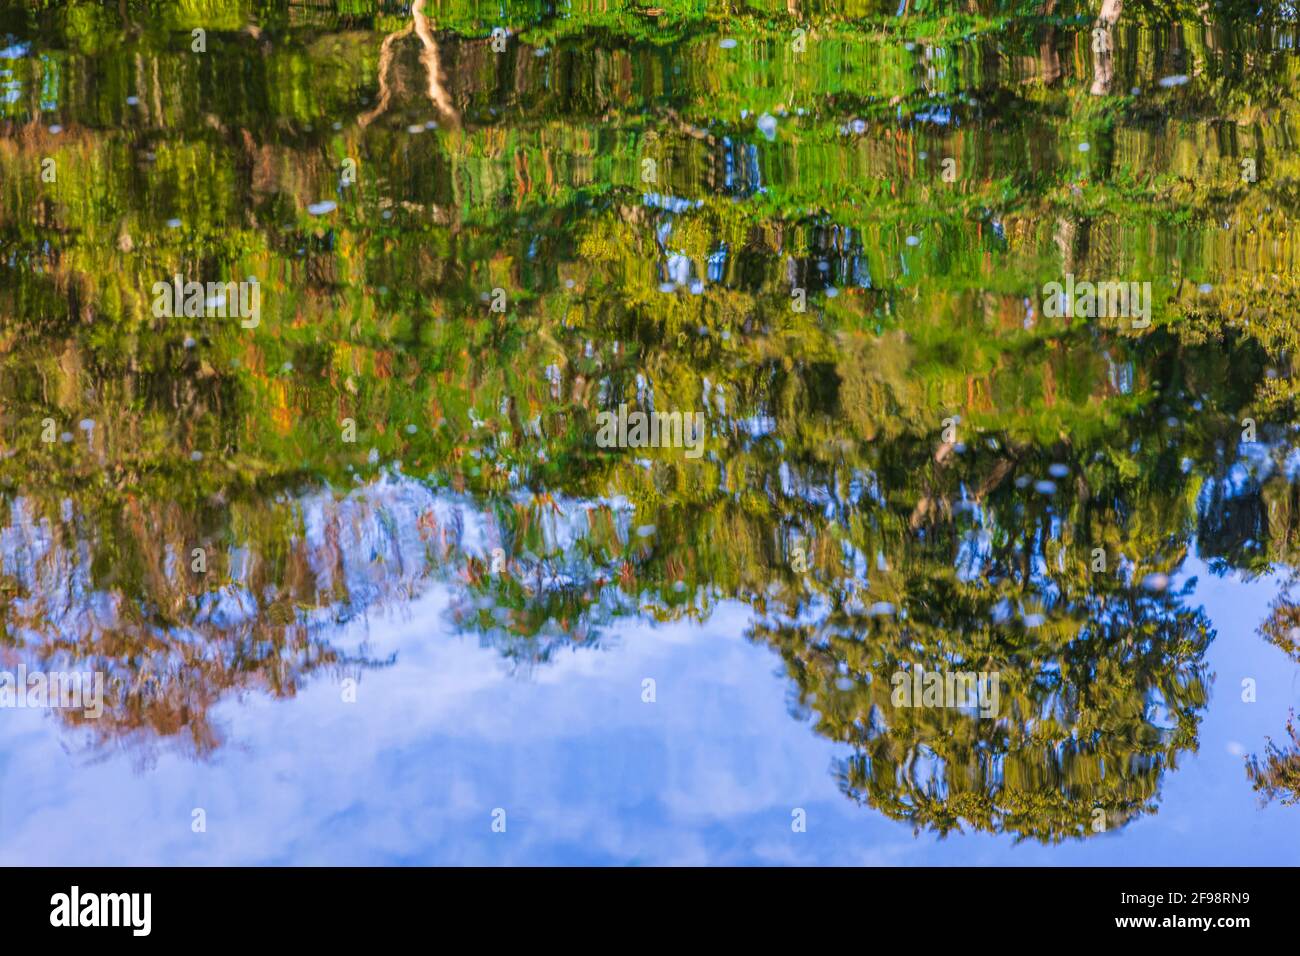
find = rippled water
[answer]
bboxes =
[1,1,1299,865]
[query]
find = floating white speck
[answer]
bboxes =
[719,38,737,49]
[1078,142,1090,152]
[166,218,182,229]
[1141,572,1170,592]
[190,451,203,461]
[905,235,920,246]
[1198,283,1213,294]
[48,124,62,134]
[636,524,656,538]
[757,113,777,142]
[126,96,139,106]
[1048,463,1069,478]
[1157,74,1189,88]
[1033,479,1057,495]
[307,200,337,215]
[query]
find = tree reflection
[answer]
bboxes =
[1246,711,1300,807]
[0,0,1297,839]
[747,437,1213,841]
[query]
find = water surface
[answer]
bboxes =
[1,0,1298,865]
